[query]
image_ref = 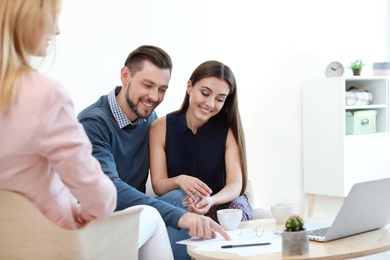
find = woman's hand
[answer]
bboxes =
[176,175,212,201]
[188,196,213,215]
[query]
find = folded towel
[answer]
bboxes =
[345,87,372,106]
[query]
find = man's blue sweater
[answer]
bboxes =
[78,92,185,228]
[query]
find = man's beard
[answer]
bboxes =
[125,81,152,119]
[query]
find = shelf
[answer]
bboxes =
[345,132,390,138]
[345,105,387,110]
[303,77,390,197]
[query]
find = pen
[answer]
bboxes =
[221,243,271,248]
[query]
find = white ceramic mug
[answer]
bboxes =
[217,209,242,231]
[252,208,273,219]
[271,203,296,224]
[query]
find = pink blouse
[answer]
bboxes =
[0,71,116,229]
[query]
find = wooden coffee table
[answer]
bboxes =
[187,218,390,260]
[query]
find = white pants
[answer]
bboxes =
[135,205,173,260]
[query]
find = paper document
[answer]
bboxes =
[178,228,282,257]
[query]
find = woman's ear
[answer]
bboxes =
[187,80,192,95]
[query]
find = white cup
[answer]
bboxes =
[217,209,242,231]
[271,203,296,224]
[252,208,273,219]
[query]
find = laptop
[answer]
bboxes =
[307,178,390,242]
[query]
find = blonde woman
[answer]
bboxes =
[0,1,173,259]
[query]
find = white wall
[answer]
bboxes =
[41,0,390,218]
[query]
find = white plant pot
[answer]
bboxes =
[282,229,309,255]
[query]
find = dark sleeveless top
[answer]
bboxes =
[165,112,229,194]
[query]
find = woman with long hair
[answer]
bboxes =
[149,60,251,259]
[0,1,173,259]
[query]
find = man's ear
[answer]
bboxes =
[121,66,130,85]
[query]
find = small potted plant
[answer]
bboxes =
[282,215,309,255]
[349,60,365,76]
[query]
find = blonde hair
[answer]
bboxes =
[0,0,61,113]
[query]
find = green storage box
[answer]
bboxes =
[346,110,377,135]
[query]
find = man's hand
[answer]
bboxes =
[177,212,231,240]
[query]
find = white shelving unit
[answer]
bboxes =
[303,77,390,198]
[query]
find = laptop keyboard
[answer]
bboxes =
[309,227,330,237]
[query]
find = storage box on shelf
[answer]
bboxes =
[345,110,377,135]
[373,62,390,76]
[303,77,390,198]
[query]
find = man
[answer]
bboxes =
[78,45,230,257]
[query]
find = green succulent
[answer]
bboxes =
[349,60,365,70]
[285,215,305,232]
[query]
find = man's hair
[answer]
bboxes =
[124,45,173,77]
